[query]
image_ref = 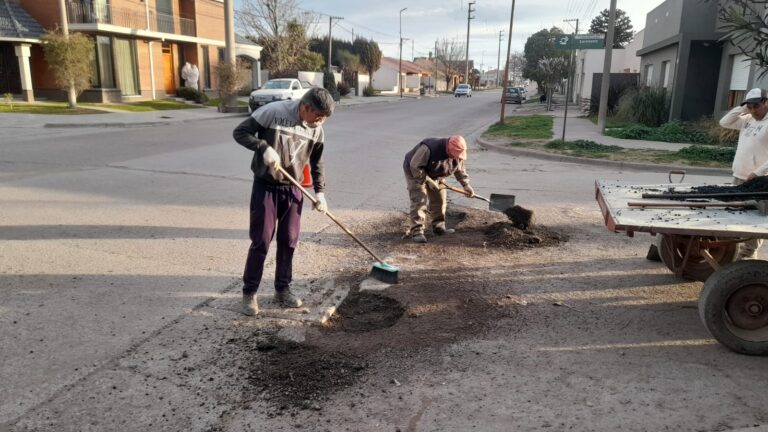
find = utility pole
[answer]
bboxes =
[561,18,579,142]
[498,0,516,125]
[497,30,504,88]
[464,1,476,84]
[434,40,439,95]
[399,7,407,98]
[57,0,69,35]
[57,0,77,107]
[597,0,617,134]
[328,16,343,73]
[224,0,237,110]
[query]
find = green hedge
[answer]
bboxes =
[175,87,208,104]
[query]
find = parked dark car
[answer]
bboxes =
[504,87,522,104]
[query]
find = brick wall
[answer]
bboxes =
[196,0,224,41]
[18,0,59,28]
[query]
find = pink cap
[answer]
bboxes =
[447,135,467,160]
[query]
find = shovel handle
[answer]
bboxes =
[428,178,491,203]
[275,165,385,263]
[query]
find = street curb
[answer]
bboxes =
[475,135,732,177]
[41,99,407,128]
[43,112,246,128]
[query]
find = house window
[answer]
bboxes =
[644,64,654,87]
[660,61,670,88]
[202,46,211,89]
[114,38,140,95]
[91,36,115,88]
[728,54,750,108]
[218,48,225,62]
[156,0,175,33]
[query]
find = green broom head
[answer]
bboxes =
[370,261,400,284]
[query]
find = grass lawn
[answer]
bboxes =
[483,115,553,140]
[205,98,248,108]
[492,139,733,168]
[0,102,103,115]
[86,100,202,112]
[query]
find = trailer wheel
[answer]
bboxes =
[698,260,768,355]
[659,234,738,281]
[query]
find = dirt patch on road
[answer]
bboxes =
[230,206,570,414]
[327,291,406,332]
[243,337,367,412]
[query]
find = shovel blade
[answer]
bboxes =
[489,193,516,212]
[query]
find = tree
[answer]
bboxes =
[589,8,634,48]
[435,37,465,90]
[40,30,95,108]
[236,0,318,74]
[353,38,382,81]
[710,0,768,77]
[214,59,249,112]
[523,28,569,93]
[507,52,526,86]
[538,56,569,110]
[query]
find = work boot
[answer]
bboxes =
[274,289,303,308]
[241,293,259,316]
[412,233,427,243]
[433,226,455,236]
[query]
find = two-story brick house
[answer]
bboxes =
[14,0,256,102]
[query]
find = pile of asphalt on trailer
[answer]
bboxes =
[671,176,768,201]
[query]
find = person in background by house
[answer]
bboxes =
[719,87,768,259]
[188,64,200,90]
[181,62,192,87]
[232,87,335,315]
[403,136,474,244]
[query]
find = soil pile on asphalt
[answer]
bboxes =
[677,176,768,200]
[240,336,367,412]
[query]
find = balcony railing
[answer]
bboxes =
[66,1,196,37]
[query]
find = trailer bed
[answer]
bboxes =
[595,180,768,239]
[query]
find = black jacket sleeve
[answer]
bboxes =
[232,117,268,152]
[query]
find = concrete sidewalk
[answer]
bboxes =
[0,94,406,129]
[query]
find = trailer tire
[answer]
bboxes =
[699,260,768,355]
[659,234,738,281]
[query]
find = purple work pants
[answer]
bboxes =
[243,181,303,295]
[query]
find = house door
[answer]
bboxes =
[162,44,175,94]
[0,44,21,94]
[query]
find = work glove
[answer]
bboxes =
[263,146,280,169]
[463,184,475,198]
[314,192,328,213]
[424,177,440,191]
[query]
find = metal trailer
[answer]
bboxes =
[595,179,768,355]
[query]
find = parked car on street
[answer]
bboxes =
[515,86,528,101]
[504,87,523,104]
[454,84,472,97]
[248,78,315,113]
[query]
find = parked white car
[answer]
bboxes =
[248,79,315,112]
[454,83,472,97]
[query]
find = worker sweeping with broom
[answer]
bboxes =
[232,87,335,316]
[403,135,475,244]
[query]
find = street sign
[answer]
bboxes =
[555,34,606,50]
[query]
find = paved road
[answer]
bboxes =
[4,90,761,431]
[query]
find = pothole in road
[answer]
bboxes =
[245,338,367,412]
[328,292,405,332]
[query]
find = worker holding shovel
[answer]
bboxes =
[232,87,335,316]
[403,135,474,244]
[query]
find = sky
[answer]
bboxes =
[234,0,667,71]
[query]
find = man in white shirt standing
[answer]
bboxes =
[719,87,768,259]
